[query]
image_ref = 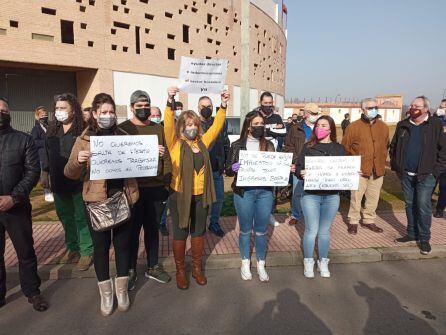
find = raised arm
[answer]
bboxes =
[164,86,180,152]
[202,90,230,148]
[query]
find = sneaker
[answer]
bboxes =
[59,250,79,264]
[145,264,171,284]
[394,236,418,243]
[419,241,432,255]
[317,258,331,278]
[159,224,169,237]
[269,214,280,227]
[209,223,225,237]
[240,259,252,281]
[75,255,93,271]
[433,210,444,219]
[44,190,54,203]
[303,258,315,278]
[256,260,269,282]
[128,269,137,291]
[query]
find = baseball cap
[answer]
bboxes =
[303,103,319,114]
[130,90,151,104]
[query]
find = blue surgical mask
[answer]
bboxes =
[175,109,183,118]
[366,108,378,120]
[151,117,161,124]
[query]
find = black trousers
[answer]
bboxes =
[129,186,168,270]
[437,172,446,211]
[0,204,41,299]
[170,192,208,240]
[87,214,134,282]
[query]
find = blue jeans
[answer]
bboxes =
[291,175,303,219]
[301,192,340,259]
[401,173,436,241]
[234,189,274,261]
[210,171,224,227]
[160,197,168,227]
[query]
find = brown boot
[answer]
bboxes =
[191,236,207,285]
[172,240,188,290]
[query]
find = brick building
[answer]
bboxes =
[0,0,288,132]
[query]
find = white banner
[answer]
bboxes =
[304,156,361,190]
[236,150,293,187]
[90,135,159,180]
[179,57,228,94]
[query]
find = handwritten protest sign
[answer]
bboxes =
[236,151,293,187]
[304,156,361,191]
[179,57,228,94]
[90,135,159,180]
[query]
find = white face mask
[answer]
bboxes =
[175,109,183,118]
[437,108,445,117]
[97,115,116,129]
[308,114,319,124]
[55,110,69,123]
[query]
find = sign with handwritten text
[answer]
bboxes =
[179,57,228,94]
[236,150,293,187]
[304,156,361,190]
[90,135,159,180]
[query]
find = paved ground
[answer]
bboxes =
[1,259,445,335]
[4,212,446,267]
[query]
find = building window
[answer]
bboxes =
[81,23,87,29]
[88,41,94,47]
[32,33,54,42]
[145,13,154,20]
[0,28,6,35]
[89,0,96,5]
[146,43,155,49]
[207,14,212,24]
[80,5,86,12]
[167,34,175,40]
[114,21,130,29]
[168,48,175,60]
[60,20,74,44]
[124,8,130,14]
[10,20,18,28]
[135,26,141,54]
[41,7,56,15]
[123,46,128,52]
[165,12,173,18]
[183,24,189,43]
[111,44,117,50]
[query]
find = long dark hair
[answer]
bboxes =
[308,115,337,147]
[47,93,85,137]
[239,110,269,151]
[88,93,116,133]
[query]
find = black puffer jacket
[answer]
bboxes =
[0,126,40,208]
[390,116,446,180]
[201,118,230,174]
[225,138,275,197]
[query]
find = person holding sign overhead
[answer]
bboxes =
[65,93,139,316]
[226,111,278,282]
[164,86,230,290]
[297,115,346,279]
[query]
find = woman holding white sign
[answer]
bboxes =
[164,86,230,290]
[226,111,278,282]
[65,93,139,316]
[297,115,345,279]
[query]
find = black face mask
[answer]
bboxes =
[134,108,151,122]
[39,117,49,126]
[294,116,303,123]
[250,126,265,139]
[200,106,213,119]
[261,105,274,116]
[0,112,11,129]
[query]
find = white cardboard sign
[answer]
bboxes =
[179,57,228,94]
[90,135,159,180]
[236,150,293,187]
[304,156,361,191]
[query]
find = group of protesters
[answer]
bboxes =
[0,86,445,316]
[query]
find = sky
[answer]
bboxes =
[284,0,446,105]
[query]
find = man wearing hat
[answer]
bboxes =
[119,90,172,290]
[284,103,321,226]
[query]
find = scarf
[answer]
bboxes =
[177,139,216,229]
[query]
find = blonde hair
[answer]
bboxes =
[34,106,47,120]
[175,110,203,140]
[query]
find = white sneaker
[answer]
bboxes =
[317,258,331,278]
[240,259,252,281]
[44,189,54,202]
[269,214,280,227]
[257,260,269,282]
[303,258,315,278]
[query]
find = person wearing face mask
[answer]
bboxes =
[297,116,346,279]
[41,93,93,271]
[164,86,230,290]
[341,113,350,135]
[434,99,446,218]
[342,98,389,235]
[226,111,278,282]
[198,96,230,238]
[0,97,48,312]
[173,101,184,120]
[31,106,53,202]
[65,93,139,316]
[390,96,446,255]
[118,91,172,290]
[283,103,320,227]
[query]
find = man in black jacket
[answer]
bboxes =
[199,96,230,237]
[0,98,48,311]
[390,96,446,255]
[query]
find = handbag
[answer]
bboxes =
[86,190,131,232]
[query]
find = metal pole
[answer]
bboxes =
[240,0,250,127]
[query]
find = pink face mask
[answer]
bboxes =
[315,127,330,140]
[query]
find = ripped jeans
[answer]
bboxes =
[234,188,274,261]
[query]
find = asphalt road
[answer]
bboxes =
[1,259,445,335]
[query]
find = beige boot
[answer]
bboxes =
[98,279,114,316]
[115,276,130,312]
